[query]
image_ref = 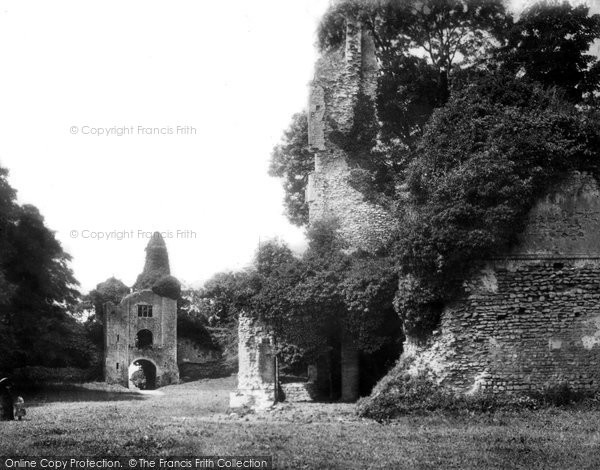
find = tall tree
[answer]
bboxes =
[501,0,600,103]
[319,0,511,110]
[378,0,511,103]
[0,177,93,369]
[269,111,313,227]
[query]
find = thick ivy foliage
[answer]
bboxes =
[396,73,600,338]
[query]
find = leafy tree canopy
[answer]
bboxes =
[501,0,600,103]
[197,225,401,368]
[319,0,511,105]
[252,222,401,362]
[88,277,130,316]
[395,72,600,338]
[152,275,181,300]
[199,270,260,327]
[269,111,313,226]
[0,166,95,372]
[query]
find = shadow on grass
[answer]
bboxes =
[178,362,236,383]
[21,384,149,406]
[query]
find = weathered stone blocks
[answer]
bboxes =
[405,172,600,395]
[229,312,277,410]
[306,17,395,252]
[104,289,179,388]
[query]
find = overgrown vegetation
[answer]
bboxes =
[501,0,600,104]
[133,232,181,300]
[270,0,600,342]
[0,166,97,377]
[357,367,593,422]
[268,111,313,227]
[396,73,600,338]
[198,222,402,394]
[253,222,401,367]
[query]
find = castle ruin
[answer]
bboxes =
[104,234,179,389]
[234,4,600,406]
[304,10,600,396]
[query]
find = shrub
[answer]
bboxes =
[130,370,146,390]
[177,311,217,348]
[358,361,593,421]
[152,275,181,300]
[357,370,454,421]
[530,382,591,407]
[395,73,600,338]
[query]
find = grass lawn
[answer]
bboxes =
[1,376,600,469]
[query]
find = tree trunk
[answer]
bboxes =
[438,69,449,106]
[340,328,360,402]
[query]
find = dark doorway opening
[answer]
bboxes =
[135,329,153,349]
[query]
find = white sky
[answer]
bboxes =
[0,0,329,292]
[0,0,590,293]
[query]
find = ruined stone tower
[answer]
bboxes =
[104,233,179,389]
[306,14,395,251]
[305,12,396,402]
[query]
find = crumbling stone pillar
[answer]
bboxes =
[306,14,394,250]
[229,312,276,411]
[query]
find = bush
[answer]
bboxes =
[130,370,146,390]
[152,275,181,300]
[177,311,217,348]
[357,370,455,420]
[530,382,591,407]
[358,364,592,421]
[395,73,600,338]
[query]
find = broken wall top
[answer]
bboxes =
[511,171,600,259]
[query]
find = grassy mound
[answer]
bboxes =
[357,360,593,421]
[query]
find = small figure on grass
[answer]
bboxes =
[14,396,26,421]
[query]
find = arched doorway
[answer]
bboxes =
[129,359,157,390]
[136,329,153,349]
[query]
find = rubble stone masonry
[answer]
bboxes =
[405,172,600,394]
[229,312,276,410]
[306,17,395,252]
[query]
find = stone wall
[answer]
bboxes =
[229,312,276,410]
[306,17,395,252]
[104,289,179,388]
[280,382,319,402]
[177,338,221,365]
[405,172,600,394]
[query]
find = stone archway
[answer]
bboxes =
[129,359,157,390]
